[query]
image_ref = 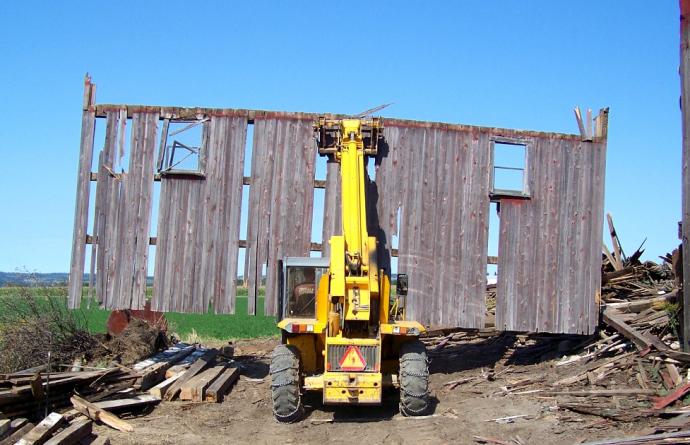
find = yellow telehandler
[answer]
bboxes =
[270,116,429,422]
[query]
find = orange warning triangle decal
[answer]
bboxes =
[339,345,367,371]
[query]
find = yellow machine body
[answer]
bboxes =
[276,117,425,406]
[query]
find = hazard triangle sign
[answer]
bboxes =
[338,345,367,371]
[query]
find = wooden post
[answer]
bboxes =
[681,0,690,351]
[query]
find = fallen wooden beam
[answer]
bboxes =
[70,395,133,433]
[651,382,690,410]
[605,294,678,313]
[15,412,64,445]
[165,348,209,378]
[602,309,668,351]
[179,365,226,402]
[205,367,240,403]
[0,422,34,445]
[63,395,160,422]
[543,389,657,397]
[136,345,195,390]
[581,429,690,445]
[0,420,9,438]
[603,308,690,362]
[133,343,194,371]
[149,372,184,399]
[44,418,92,445]
[164,349,217,401]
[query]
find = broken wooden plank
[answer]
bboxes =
[0,422,34,445]
[62,395,160,422]
[205,367,240,403]
[133,344,194,371]
[138,360,179,391]
[165,348,208,378]
[179,365,226,402]
[602,309,667,351]
[607,213,625,269]
[651,382,690,410]
[44,418,92,445]
[15,412,64,445]
[163,349,217,401]
[70,395,133,433]
[149,372,183,399]
[581,429,690,445]
[666,363,682,387]
[10,418,29,432]
[543,389,656,397]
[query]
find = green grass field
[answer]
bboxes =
[0,286,278,340]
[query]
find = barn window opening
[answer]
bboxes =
[491,140,528,198]
[158,119,208,175]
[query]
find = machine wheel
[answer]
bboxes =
[399,340,430,416]
[270,344,304,423]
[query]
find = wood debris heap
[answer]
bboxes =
[0,341,239,444]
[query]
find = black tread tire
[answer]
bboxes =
[270,344,304,423]
[399,340,430,416]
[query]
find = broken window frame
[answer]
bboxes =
[156,118,208,177]
[489,137,530,200]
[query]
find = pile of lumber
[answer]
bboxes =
[0,341,239,443]
[601,215,678,303]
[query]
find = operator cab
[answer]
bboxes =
[277,257,329,321]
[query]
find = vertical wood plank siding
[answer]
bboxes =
[245,118,315,316]
[93,112,159,310]
[72,99,606,334]
[495,137,606,334]
[152,116,247,313]
[374,125,491,328]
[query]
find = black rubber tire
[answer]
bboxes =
[270,344,304,423]
[399,340,430,416]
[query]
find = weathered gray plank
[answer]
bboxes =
[68,78,96,309]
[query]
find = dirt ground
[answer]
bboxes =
[96,337,654,445]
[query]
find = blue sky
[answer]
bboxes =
[0,1,682,273]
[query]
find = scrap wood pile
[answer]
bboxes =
[0,339,239,444]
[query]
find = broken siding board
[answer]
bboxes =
[245,119,276,314]
[217,116,247,314]
[68,95,96,309]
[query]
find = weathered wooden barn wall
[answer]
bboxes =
[151,116,246,314]
[245,118,315,316]
[73,109,159,310]
[370,124,491,329]
[495,135,607,335]
[69,80,607,333]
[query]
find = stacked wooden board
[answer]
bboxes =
[0,342,239,444]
